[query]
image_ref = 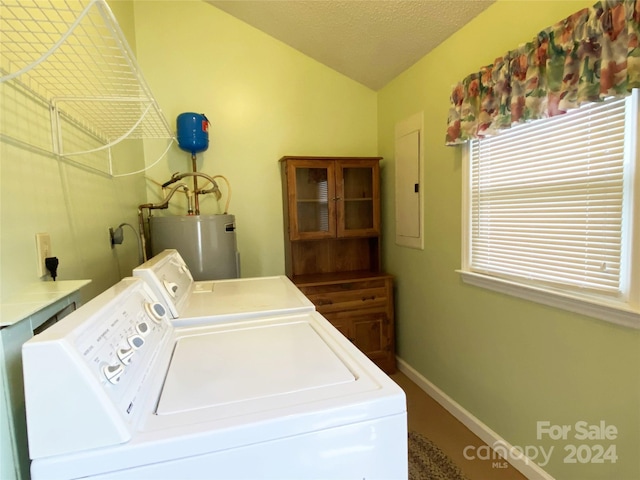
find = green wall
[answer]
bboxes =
[378,1,640,479]
[131,1,378,278]
[0,0,144,302]
[2,1,638,478]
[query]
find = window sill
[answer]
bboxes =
[458,270,640,329]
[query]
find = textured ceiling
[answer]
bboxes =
[206,0,495,90]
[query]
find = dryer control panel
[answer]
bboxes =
[133,248,194,317]
[22,278,173,459]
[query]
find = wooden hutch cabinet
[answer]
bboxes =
[280,156,395,373]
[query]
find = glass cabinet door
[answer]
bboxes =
[337,162,380,237]
[287,160,336,240]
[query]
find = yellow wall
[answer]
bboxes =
[2,1,638,478]
[378,1,640,479]
[131,1,378,277]
[0,0,144,301]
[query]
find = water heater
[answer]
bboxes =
[150,214,239,281]
[176,112,209,154]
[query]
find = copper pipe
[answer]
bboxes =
[139,183,190,210]
[192,153,199,215]
[137,208,148,262]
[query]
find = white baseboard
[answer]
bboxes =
[397,357,555,480]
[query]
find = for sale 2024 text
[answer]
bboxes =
[537,421,618,464]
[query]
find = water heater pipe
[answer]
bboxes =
[138,182,191,260]
[160,172,220,205]
[139,182,190,211]
[192,154,199,215]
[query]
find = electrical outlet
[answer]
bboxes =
[35,233,52,277]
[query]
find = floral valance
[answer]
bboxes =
[446,0,640,145]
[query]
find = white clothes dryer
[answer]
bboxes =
[133,249,315,326]
[22,278,407,479]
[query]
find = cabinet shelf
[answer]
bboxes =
[0,0,173,173]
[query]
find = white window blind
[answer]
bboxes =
[468,97,629,299]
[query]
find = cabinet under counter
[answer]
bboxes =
[293,272,396,374]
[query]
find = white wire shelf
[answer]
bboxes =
[0,0,173,164]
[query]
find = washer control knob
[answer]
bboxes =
[182,264,194,281]
[117,346,134,365]
[136,321,150,336]
[103,364,125,384]
[144,302,167,323]
[128,334,145,350]
[163,281,179,298]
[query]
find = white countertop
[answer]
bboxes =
[1,280,91,327]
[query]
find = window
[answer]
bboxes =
[460,91,640,328]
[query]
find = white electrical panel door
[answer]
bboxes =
[395,113,423,249]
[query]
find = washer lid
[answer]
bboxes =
[156,321,355,415]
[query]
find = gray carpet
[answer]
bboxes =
[408,431,470,480]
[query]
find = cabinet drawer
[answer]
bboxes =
[298,279,387,295]
[301,285,388,313]
[322,306,387,321]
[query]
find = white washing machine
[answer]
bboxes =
[22,278,407,479]
[133,249,315,326]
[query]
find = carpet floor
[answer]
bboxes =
[408,431,470,480]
